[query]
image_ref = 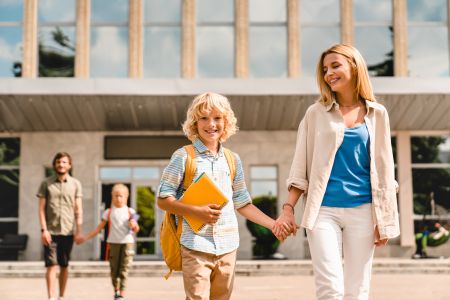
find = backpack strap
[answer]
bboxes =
[223,148,236,183]
[105,208,112,261]
[183,145,196,189]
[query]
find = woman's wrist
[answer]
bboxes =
[282,203,295,215]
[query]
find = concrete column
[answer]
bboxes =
[182,0,196,78]
[75,0,91,78]
[340,0,353,45]
[393,0,408,76]
[22,0,38,78]
[287,0,299,78]
[128,0,143,78]
[397,132,415,246]
[235,0,248,78]
[448,0,450,69]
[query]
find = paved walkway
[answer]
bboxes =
[3,273,450,300]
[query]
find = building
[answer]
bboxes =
[0,0,450,261]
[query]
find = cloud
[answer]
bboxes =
[0,36,21,61]
[38,0,75,22]
[90,27,128,77]
[301,0,339,23]
[143,27,180,77]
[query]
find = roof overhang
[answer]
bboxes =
[1,78,450,132]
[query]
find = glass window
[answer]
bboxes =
[301,27,339,77]
[38,0,76,77]
[300,0,339,23]
[198,0,233,23]
[355,27,393,76]
[0,1,23,77]
[250,166,278,197]
[407,0,447,22]
[0,1,23,22]
[354,0,393,76]
[100,167,132,180]
[411,137,450,164]
[0,138,20,237]
[250,26,287,78]
[91,0,128,78]
[38,0,76,23]
[197,27,234,78]
[411,136,450,236]
[144,0,181,23]
[249,0,287,78]
[133,167,160,180]
[408,27,449,77]
[300,0,340,76]
[92,0,128,23]
[407,0,448,77]
[196,1,234,78]
[354,0,391,22]
[249,0,286,23]
[90,27,128,78]
[143,0,181,78]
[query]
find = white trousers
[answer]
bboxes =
[306,203,375,300]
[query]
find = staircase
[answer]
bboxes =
[1,259,450,278]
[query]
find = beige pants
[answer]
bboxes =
[181,246,237,300]
[108,243,134,291]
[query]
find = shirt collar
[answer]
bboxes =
[325,97,375,112]
[53,174,70,183]
[193,138,224,157]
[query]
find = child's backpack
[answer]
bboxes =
[160,144,236,279]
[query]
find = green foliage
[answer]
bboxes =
[136,187,155,238]
[246,195,279,258]
[0,139,20,187]
[411,137,450,216]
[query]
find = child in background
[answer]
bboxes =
[157,92,288,300]
[78,183,139,300]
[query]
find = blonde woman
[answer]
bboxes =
[274,44,400,300]
[157,92,283,300]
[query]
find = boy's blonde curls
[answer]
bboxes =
[182,92,238,142]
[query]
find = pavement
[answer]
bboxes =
[3,273,450,300]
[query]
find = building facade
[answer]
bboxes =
[1,0,450,261]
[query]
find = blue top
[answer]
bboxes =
[322,123,372,207]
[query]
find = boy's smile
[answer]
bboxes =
[197,110,224,152]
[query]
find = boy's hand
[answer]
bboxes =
[129,219,140,233]
[194,204,222,224]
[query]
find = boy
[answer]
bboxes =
[78,184,139,300]
[157,92,287,300]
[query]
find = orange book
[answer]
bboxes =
[180,172,229,232]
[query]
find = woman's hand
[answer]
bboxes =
[192,204,222,225]
[272,208,300,241]
[374,225,388,247]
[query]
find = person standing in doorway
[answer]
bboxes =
[37,152,83,300]
[273,44,400,299]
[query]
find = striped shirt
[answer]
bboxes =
[157,139,252,255]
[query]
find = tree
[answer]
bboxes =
[13,27,74,77]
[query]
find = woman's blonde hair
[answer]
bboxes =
[316,44,376,106]
[182,92,238,142]
[111,183,129,196]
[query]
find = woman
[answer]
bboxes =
[273,44,400,300]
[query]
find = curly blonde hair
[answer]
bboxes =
[182,92,238,142]
[316,44,376,106]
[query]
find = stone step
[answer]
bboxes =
[1,259,450,278]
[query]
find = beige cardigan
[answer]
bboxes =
[287,99,400,240]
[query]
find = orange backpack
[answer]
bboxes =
[160,144,236,279]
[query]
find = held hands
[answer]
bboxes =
[193,204,222,225]
[272,207,300,241]
[75,233,85,245]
